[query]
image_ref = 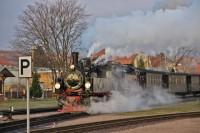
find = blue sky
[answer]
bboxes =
[0,0,35,49]
[0,0,154,49]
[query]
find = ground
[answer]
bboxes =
[108,117,200,133]
[54,101,200,128]
[1,100,200,132]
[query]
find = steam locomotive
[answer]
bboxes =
[54,52,109,112]
[54,52,200,112]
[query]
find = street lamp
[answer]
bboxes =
[31,46,37,72]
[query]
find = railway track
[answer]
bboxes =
[32,111,200,133]
[0,112,89,133]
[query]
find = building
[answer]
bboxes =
[0,67,15,100]
[91,49,200,73]
[0,50,56,99]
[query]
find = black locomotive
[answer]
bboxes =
[54,52,110,112]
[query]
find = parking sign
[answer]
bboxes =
[19,56,32,78]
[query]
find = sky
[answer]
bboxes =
[0,0,199,56]
[0,0,36,49]
[0,0,155,49]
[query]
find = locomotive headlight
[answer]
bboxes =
[55,83,61,89]
[70,65,75,70]
[85,81,91,90]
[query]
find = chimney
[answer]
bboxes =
[72,52,79,67]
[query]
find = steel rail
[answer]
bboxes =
[32,111,200,133]
[0,112,89,132]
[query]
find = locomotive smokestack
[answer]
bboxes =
[72,52,79,67]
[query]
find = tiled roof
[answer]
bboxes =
[90,49,200,71]
[91,49,137,65]
[112,55,137,65]
[91,49,106,61]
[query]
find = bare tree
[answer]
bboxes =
[12,0,88,78]
[165,46,199,72]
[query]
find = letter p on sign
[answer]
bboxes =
[19,56,32,78]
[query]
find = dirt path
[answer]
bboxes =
[110,117,200,133]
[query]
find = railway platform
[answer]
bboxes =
[0,111,61,124]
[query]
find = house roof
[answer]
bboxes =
[112,55,135,65]
[0,67,15,78]
[91,49,106,61]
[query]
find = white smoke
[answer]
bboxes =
[88,78,178,114]
[82,0,200,57]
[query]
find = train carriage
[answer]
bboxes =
[136,69,167,89]
[133,68,200,95]
[168,73,188,95]
[146,71,163,88]
[190,74,200,94]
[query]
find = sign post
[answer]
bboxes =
[19,56,32,133]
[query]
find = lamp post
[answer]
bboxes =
[31,46,37,73]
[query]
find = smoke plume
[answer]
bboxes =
[84,0,192,114]
[88,78,179,114]
[82,0,200,57]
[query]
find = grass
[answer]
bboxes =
[0,98,58,110]
[118,100,200,117]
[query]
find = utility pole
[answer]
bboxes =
[31,46,37,73]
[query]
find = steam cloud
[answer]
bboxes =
[88,79,179,114]
[82,0,200,57]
